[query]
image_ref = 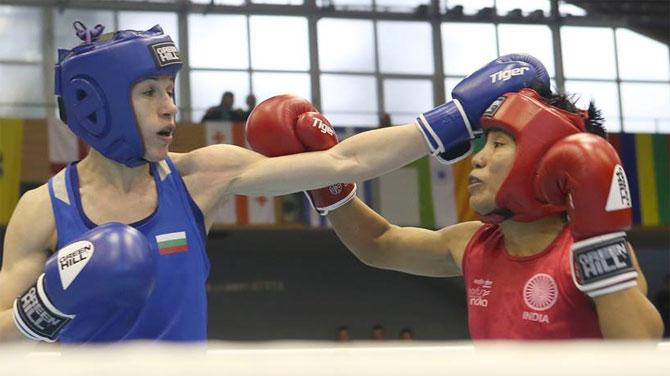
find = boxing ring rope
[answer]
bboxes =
[1,341,668,376]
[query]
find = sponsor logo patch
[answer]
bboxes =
[605,165,632,211]
[310,117,336,137]
[483,96,506,118]
[468,278,493,307]
[489,66,530,83]
[149,42,181,67]
[329,183,343,196]
[57,240,94,290]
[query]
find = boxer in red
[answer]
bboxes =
[248,85,663,339]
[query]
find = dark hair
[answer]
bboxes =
[541,92,607,139]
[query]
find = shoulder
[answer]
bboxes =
[437,221,485,267]
[4,183,56,256]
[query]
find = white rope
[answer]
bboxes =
[1,340,668,376]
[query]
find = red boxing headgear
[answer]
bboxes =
[479,88,588,223]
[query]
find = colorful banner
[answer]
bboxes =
[204,120,278,225]
[608,133,670,226]
[0,119,23,225]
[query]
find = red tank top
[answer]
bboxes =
[462,224,603,340]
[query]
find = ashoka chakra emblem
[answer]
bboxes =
[523,273,558,311]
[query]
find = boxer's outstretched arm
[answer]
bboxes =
[179,123,428,200]
[327,197,481,277]
[0,187,52,342]
[236,122,428,196]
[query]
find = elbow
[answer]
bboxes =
[649,315,665,340]
[353,248,386,269]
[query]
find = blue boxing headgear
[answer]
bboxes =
[55,22,182,167]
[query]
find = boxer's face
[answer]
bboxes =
[468,129,516,215]
[132,75,177,162]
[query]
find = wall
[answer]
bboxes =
[1,227,667,341]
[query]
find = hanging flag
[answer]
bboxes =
[377,156,474,229]
[607,133,669,226]
[48,117,88,175]
[0,118,23,225]
[204,120,278,225]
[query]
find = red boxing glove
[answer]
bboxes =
[246,95,356,215]
[537,133,637,298]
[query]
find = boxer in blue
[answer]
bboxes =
[0,22,547,343]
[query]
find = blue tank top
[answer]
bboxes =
[47,158,210,342]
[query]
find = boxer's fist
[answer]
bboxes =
[417,53,549,163]
[13,223,156,342]
[537,134,637,298]
[295,114,357,215]
[246,95,356,215]
[295,112,338,151]
[246,95,316,156]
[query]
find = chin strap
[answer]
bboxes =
[480,208,513,224]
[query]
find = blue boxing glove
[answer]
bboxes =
[416,53,550,163]
[12,223,156,342]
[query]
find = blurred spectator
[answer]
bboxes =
[201,91,243,122]
[336,326,351,342]
[399,327,415,341]
[653,274,670,338]
[370,324,385,340]
[242,94,257,121]
[378,113,392,128]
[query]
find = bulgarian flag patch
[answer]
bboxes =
[155,231,188,255]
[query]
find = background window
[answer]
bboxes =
[444,77,464,100]
[442,23,497,76]
[0,6,42,62]
[55,9,114,50]
[250,16,309,71]
[318,19,375,72]
[320,74,378,127]
[497,24,555,77]
[251,72,311,104]
[377,21,433,75]
[118,11,179,46]
[190,71,250,122]
[383,79,433,124]
[620,83,670,133]
[561,26,617,80]
[0,65,45,118]
[616,28,670,81]
[564,80,622,133]
[188,14,248,69]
